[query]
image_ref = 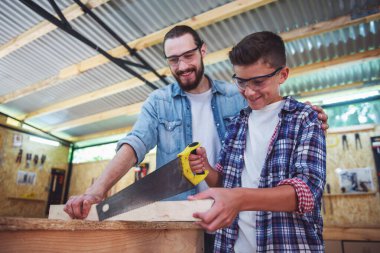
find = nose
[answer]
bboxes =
[177,57,190,69]
[243,86,257,97]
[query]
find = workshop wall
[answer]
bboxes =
[323,125,380,227]
[68,151,156,198]
[0,126,69,218]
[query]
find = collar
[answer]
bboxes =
[281,96,297,113]
[239,96,296,117]
[171,75,226,97]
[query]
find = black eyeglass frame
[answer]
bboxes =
[232,66,284,90]
[164,44,203,65]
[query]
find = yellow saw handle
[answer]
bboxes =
[178,142,209,185]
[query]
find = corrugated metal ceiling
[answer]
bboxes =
[0,0,379,145]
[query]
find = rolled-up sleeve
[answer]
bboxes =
[116,96,158,164]
[285,111,326,214]
[278,178,314,213]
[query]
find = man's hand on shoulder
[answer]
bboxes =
[305,101,329,133]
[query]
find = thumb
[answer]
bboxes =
[195,147,203,156]
[81,199,93,218]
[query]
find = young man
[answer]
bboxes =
[64,26,328,252]
[189,31,326,252]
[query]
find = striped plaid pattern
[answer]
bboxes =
[278,178,315,214]
[214,97,326,253]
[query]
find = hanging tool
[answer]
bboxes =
[96,142,208,221]
[39,154,46,170]
[355,133,362,149]
[326,183,333,215]
[25,153,32,168]
[16,149,23,163]
[33,154,39,167]
[342,135,349,150]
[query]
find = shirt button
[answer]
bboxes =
[216,123,219,126]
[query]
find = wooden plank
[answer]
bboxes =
[324,227,380,241]
[281,11,380,42]
[0,229,203,253]
[49,199,214,221]
[0,75,59,104]
[291,48,380,78]
[67,126,133,142]
[0,217,204,253]
[327,124,376,134]
[0,217,201,231]
[299,81,364,97]
[22,68,171,120]
[45,102,144,132]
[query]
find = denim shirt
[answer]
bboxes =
[116,76,246,199]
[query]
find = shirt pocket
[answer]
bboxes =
[158,119,182,154]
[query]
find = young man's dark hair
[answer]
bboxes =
[229,31,286,68]
[163,25,203,56]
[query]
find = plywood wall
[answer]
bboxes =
[0,126,69,218]
[323,125,380,227]
[68,152,156,198]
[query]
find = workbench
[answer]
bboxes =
[2,217,380,253]
[0,217,204,253]
[324,226,380,253]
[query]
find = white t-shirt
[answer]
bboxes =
[185,90,221,192]
[234,100,284,253]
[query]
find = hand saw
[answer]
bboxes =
[96,142,208,221]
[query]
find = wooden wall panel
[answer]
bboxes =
[0,126,69,218]
[69,152,156,198]
[323,125,380,227]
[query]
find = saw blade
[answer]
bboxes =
[96,157,194,221]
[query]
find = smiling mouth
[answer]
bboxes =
[249,96,262,103]
[177,69,195,77]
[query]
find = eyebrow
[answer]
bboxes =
[165,45,199,59]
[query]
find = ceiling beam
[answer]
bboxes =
[299,81,365,97]
[290,48,380,78]
[39,48,380,132]
[21,68,172,120]
[0,0,109,59]
[21,15,380,120]
[0,0,275,104]
[68,126,133,142]
[281,8,380,41]
[46,102,143,132]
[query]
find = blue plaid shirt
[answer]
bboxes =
[214,97,326,253]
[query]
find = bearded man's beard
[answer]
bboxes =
[173,60,205,91]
